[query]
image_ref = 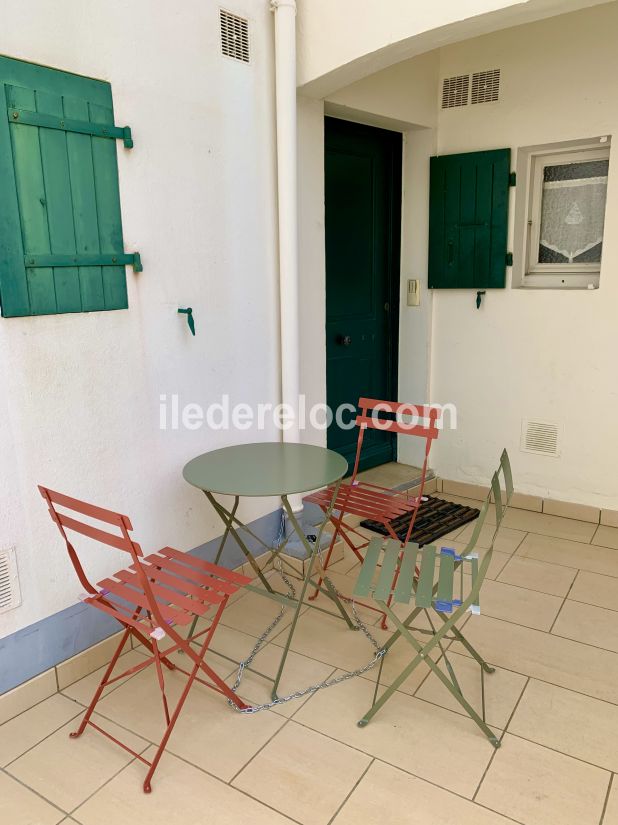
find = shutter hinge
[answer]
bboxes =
[509,171,516,186]
[8,109,134,149]
[25,252,143,272]
[506,252,514,266]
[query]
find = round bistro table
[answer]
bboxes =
[183,442,352,698]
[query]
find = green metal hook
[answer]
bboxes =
[476,290,486,309]
[178,307,195,336]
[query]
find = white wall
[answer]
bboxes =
[296,0,610,96]
[310,1,618,508]
[431,1,618,508]
[0,0,281,637]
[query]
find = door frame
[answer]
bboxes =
[324,116,402,469]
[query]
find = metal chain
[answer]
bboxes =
[228,560,386,714]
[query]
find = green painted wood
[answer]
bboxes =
[0,56,132,317]
[90,103,127,310]
[64,95,105,311]
[429,148,511,290]
[183,443,347,497]
[393,542,418,604]
[36,90,81,313]
[415,545,436,608]
[436,550,454,605]
[354,537,382,598]
[8,108,132,146]
[0,84,30,316]
[373,539,400,601]
[324,117,401,473]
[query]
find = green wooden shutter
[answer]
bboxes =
[0,56,140,318]
[428,148,511,289]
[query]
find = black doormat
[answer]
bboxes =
[360,496,479,546]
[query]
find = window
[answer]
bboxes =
[0,56,140,318]
[516,139,610,289]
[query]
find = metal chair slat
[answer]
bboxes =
[373,539,401,601]
[415,545,437,608]
[353,537,382,598]
[393,543,418,604]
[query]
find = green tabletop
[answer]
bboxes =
[183,442,348,497]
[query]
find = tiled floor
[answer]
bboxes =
[3,479,618,825]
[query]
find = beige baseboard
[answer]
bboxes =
[436,477,616,526]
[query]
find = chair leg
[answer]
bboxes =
[434,610,495,674]
[70,628,132,739]
[308,526,339,601]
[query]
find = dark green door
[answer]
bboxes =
[325,117,402,472]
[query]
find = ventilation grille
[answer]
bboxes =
[0,546,21,613]
[521,419,560,457]
[471,69,500,104]
[441,74,470,109]
[220,9,250,63]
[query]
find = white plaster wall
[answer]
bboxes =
[296,0,610,96]
[431,1,618,508]
[0,0,281,637]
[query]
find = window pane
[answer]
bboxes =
[538,159,608,264]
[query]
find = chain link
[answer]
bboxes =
[228,560,386,714]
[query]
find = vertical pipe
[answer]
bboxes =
[271,0,303,513]
[271,0,300,446]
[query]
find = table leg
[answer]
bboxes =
[271,483,353,699]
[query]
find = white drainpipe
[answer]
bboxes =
[271,0,303,516]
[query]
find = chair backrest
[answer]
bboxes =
[351,397,440,481]
[39,485,143,595]
[463,449,513,605]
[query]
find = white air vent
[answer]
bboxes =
[441,74,470,109]
[521,419,560,457]
[471,69,500,104]
[0,546,21,613]
[220,9,250,63]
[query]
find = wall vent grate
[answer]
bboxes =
[220,9,250,63]
[521,419,560,457]
[441,74,470,109]
[0,546,21,613]
[471,69,500,104]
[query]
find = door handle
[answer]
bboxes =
[337,335,352,346]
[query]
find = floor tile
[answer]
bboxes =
[551,600,618,652]
[294,671,497,798]
[333,759,514,825]
[543,498,600,523]
[223,645,336,719]
[476,734,609,825]
[357,461,421,489]
[592,524,618,549]
[497,555,576,597]
[73,747,293,825]
[221,588,301,638]
[0,772,65,825]
[233,721,371,825]
[1,693,82,767]
[414,651,527,729]
[471,576,563,630]
[602,779,618,824]
[450,615,618,704]
[510,679,618,771]
[6,714,148,811]
[569,570,618,612]
[61,649,149,707]
[94,654,285,782]
[455,522,525,554]
[517,532,618,577]
[503,510,596,542]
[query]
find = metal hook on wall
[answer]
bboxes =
[178,307,195,336]
[476,291,486,309]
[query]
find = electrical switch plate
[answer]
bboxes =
[407,279,420,306]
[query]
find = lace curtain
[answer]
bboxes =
[538,159,608,264]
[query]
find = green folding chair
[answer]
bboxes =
[353,449,513,746]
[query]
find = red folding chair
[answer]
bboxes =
[305,398,440,628]
[39,485,251,793]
